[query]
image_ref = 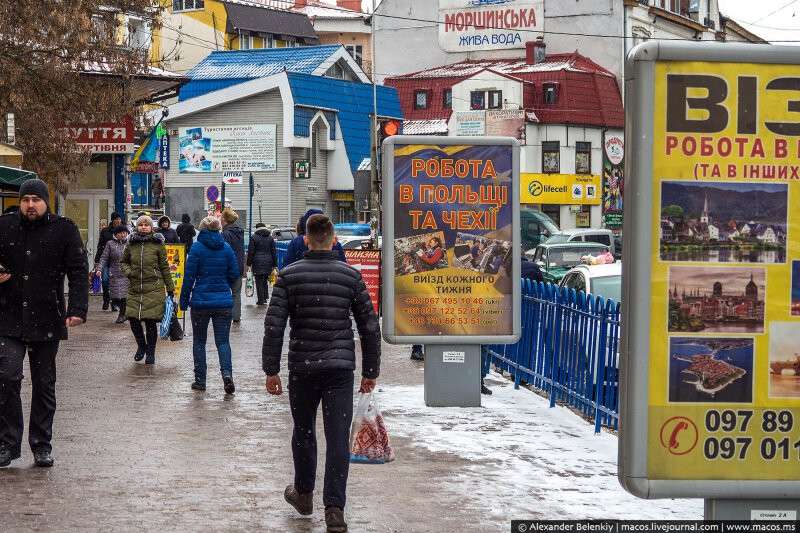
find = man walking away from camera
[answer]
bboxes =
[263,214,381,533]
[0,178,88,468]
[221,208,245,323]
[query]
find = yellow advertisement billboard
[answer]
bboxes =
[165,244,186,319]
[520,173,601,205]
[647,60,800,481]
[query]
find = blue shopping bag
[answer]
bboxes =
[159,297,175,339]
[91,272,102,294]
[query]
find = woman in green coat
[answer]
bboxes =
[121,215,175,364]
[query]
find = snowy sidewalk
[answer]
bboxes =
[377,370,703,526]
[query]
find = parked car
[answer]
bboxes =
[526,242,612,283]
[558,262,622,303]
[334,223,371,246]
[520,207,559,251]
[542,228,615,252]
[269,227,297,242]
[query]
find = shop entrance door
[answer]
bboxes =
[63,194,113,266]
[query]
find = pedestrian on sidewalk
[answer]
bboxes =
[121,215,175,365]
[221,208,245,324]
[246,223,277,306]
[284,209,346,267]
[176,213,196,254]
[0,178,88,468]
[156,215,180,244]
[263,213,381,533]
[96,225,131,324]
[94,212,124,311]
[180,216,240,394]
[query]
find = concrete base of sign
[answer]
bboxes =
[423,345,481,408]
[705,499,800,520]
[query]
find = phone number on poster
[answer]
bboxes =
[702,409,800,461]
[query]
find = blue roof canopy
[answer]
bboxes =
[179,45,342,101]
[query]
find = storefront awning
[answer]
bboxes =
[0,165,38,190]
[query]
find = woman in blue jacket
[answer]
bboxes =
[180,216,240,394]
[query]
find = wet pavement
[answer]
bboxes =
[0,295,698,532]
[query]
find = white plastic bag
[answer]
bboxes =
[350,392,395,464]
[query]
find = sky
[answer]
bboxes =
[670,266,765,295]
[719,0,800,43]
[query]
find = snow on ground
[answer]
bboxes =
[377,372,703,522]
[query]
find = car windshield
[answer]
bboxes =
[274,230,296,241]
[547,248,604,268]
[334,224,370,237]
[544,234,571,245]
[590,275,622,303]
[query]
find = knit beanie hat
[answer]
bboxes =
[135,215,154,229]
[199,216,222,231]
[19,178,50,206]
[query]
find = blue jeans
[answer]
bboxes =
[190,308,233,385]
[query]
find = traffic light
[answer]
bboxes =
[379,119,401,145]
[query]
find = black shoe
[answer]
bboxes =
[325,507,348,533]
[284,485,313,516]
[134,349,145,362]
[223,376,235,395]
[481,384,493,395]
[115,314,126,324]
[102,301,110,311]
[145,353,155,365]
[191,382,206,391]
[410,349,424,361]
[33,450,54,468]
[111,304,119,312]
[256,301,265,306]
[0,447,20,467]
[232,319,241,324]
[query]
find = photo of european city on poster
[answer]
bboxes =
[391,144,514,337]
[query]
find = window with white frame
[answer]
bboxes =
[542,141,560,174]
[266,34,275,48]
[173,0,204,12]
[488,90,503,109]
[126,17,150,51]
[239,32,252,50]
[345,45,363,67]
[575,142,591,174]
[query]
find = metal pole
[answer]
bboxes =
[370,0,379,233]
[248,172,254,237]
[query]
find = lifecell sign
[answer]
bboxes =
[438,0,543,53]
[65,116,135,154]
[521,173,601,205]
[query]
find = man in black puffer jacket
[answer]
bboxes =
[263,214,380,533]
[246,223,277,305]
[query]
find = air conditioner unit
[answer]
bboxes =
[704,16,716,29]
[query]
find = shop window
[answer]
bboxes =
[575,142,591,174]
[543,83,559,105]
[414,90,429,110]
[78,155,112,190]
[542,204,560,227]
[542,141,560,174]
[470,90,485,110]
[443,89,452,110]
[488,90,503,109]
[173,0,204,11]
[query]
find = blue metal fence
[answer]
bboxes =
[486,279,621,433]
[276,241,289,269]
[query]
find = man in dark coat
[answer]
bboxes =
[246,223,277,305]
[284,209,346,266]
[176,213,196,254]
[521,257,545,283]
[94,211,124,311]
[156,215,180,244]
[221,208,245,323]
[0,179,88,468]
[263,214,380,533]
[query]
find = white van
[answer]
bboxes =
[541,228,615,252]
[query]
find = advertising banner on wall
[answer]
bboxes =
[165,244,186,319]
[602,132,624,228]
[344,249,381,314]
[520,173,601,205]
[486,109,525,141]
[382,137,520,344]
[619,42,800,500]
[453,111,486,136]
[178,125,276,173]
[438,0,544,53]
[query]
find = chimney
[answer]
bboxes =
[295,0,308,7]
[336,0,363,12]
[525,37,546,65]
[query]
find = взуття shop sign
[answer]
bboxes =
[438,0,544,53]
[63,116,135,154]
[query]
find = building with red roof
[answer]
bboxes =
[384,42,624,230]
